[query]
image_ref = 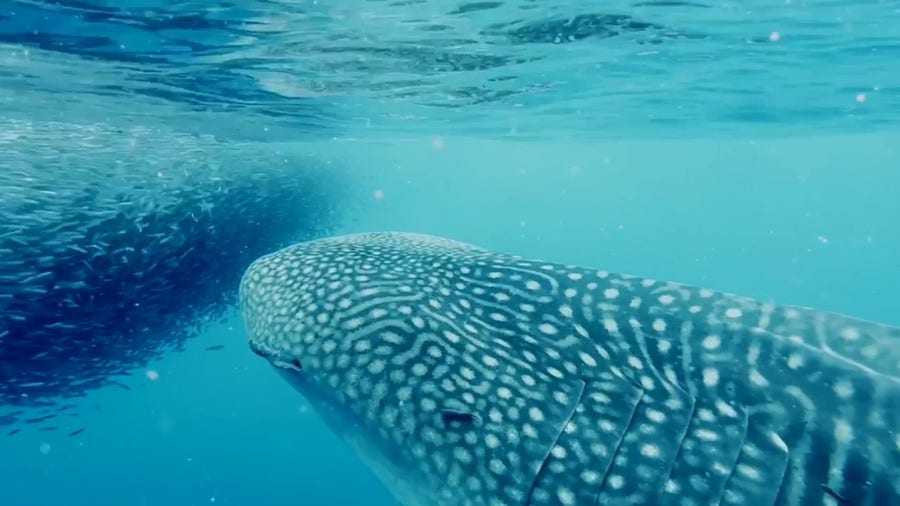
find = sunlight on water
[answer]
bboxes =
[1,0,898,139]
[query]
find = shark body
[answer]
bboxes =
[240,232,900,506]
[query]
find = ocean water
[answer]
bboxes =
[1,1,899,505]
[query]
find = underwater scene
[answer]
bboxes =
[1,1,898,505]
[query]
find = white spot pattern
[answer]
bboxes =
[239,232,900,506]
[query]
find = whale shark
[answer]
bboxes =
[239,232,899,506]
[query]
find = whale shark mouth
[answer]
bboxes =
[249,340,304,372]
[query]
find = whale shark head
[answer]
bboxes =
[240,232,503,506]
[240,232,900,506]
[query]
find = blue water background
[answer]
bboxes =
[2,1,900,505]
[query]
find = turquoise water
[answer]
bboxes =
[1,1,899,505]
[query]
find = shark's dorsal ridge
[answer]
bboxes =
[240,232,900,506]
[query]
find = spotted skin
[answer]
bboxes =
[240,232,900,506]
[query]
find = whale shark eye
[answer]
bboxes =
[439,409,481,427]
[290,359,303,370]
